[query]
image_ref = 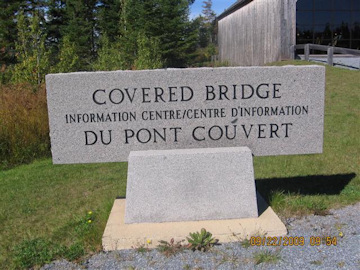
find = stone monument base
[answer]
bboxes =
[102,146,287,250]
[102,195,287,251]
[125,147,259,224]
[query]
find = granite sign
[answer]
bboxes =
[46,66,325,164]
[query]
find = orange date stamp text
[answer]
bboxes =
[250,236,337,246]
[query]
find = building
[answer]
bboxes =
[218,0,360,66]
[297,0,360,49]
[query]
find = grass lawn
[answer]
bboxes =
[0,61,359,269]
[256,60,359,216]
[0,160,127,269]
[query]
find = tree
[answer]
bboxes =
[134,32,163,70]
[54,35,80,73]
[119,0,145,67]
[189,0,217,65]
[120,0,197,68]
[0,0,47,57]
[2,0,202,82]
[63,0,98,70]
[157,0,194,67]
[202,0,216,25]
[0,0,23,67]
[97,0,122,42]
[46,0,66,53]
[12,10,49,86]
[200,0,216,46]
[92,34,126,71]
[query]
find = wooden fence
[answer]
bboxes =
[291,44,360,67]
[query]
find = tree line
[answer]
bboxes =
[0,0,217,85]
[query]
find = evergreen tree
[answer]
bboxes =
[119,0,144,68]
[21,0,47,12]
[97,0,122,42]
[189,0,217,64]
[0,0,23,66]
[2,0,201,81]
[157,0,193,67]
[46,0,66,50]
[200,0,216,46]
[202,0,216,25]
[0,1,48,81]
[63,0,98,70]
[121,0,196,68]
[197,16,209,48]
[183,16,201,64]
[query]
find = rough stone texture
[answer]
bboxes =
[46,66,325,164]
[124,147,258,223]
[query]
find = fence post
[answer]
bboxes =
[290,45,295,60]
[304,44,310,61]
[327,47,334,66]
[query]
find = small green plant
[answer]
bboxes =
[310,260,322,265]
[132,239,152,253]
[186,228,219,252]
[240,238,251,248]
[157,238,185,257]
[214,250,241,268]
[253,249,281,265]
[134,244,149,253]
[230,231,252,248]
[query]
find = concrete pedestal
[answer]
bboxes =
[102,195,287,250]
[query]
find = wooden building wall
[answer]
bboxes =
[218,0,296,66]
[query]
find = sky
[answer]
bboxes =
[190,0,237,19]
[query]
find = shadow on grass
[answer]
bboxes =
[256,173,356,201]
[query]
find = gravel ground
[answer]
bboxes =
[42,203,360,270]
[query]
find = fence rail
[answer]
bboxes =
[290,44,360,67]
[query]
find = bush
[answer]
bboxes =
[0,83,50,169]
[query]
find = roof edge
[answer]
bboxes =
[217,0,254,21]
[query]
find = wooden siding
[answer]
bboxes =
[218,0,296,66]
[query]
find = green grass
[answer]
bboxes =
[256,60,360,216]
[0,159,127,269]
[253,249,281,265]
[0,61,359,268]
